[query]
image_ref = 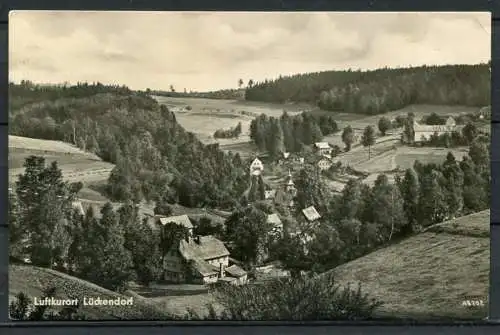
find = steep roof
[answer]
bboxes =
[226,264,247,278]
[314,142,331,149]
[190,258,219,276]
[267,213,282,227]
[302,206,321,222]
[250,158,263,166]
[159,214,193,229]
[179,235,230,261]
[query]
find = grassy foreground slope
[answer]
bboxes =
[9,264,171,320]
[326,210,490,319]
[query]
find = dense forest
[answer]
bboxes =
[149,88,245,100]
[250,111,339,155]
[9,82,249,209]
[244,64,490,114]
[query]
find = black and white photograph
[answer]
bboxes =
[7,11,491,321]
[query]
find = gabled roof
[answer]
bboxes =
[226,264,247,278]
[190,258,219,276]
[179,235,230,261]
[159,214,193,229]
[250,158,263,166]
[267,213,282,227]
[302,206,321,222]
[314,142,331,149]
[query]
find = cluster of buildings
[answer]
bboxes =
[157,214,249,286]
[403,116,463,144]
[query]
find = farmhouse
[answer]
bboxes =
[314,142,332,156]
[302,206,321,222]
[409,117,463,143]
[250,158,264,176]
[163,234,247,285]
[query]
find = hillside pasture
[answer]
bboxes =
[326,210,490,319]
[9,135,101,158]
[154,96,303,146]
[8,135,114,186]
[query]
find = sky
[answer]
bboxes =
[9,11,491,92]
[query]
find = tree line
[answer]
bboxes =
[250,111,339,155]
[213,122,242,139]
[9,83,249,210]
[244,64,490,114]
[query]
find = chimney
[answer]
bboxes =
[219,263,225,278]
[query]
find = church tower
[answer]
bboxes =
[285,169,297,197]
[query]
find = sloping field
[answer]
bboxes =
[326,210,490,319]
[154,96,302,145]
[9,135,114,185]
[9,135,101,158]
[9,264,172,320]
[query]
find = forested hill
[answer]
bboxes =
[9,82,249,209]
[244,64,490,114]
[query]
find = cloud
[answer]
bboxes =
[9,11,490,91]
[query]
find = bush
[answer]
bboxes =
[194,273,383,320]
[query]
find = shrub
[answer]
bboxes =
[192,273,383,320]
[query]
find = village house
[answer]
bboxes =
[267,213,283,235]
[316,156,333,171]
[478,106,491,119]
[302,206,321,222]
[158,214,194,235]
[164,234,247,285]
[264,189,276,200]
[71,200,85,216]
[160,215,247,285]
[406,116,462,144]
[250,157,264,176]
[314,142,332,156]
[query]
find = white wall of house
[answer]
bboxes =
[317,160,332,170]
[206,256,229,267]
[203,274,219,284]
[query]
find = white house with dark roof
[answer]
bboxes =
[250,158,264,176]
[314,142,332,156]
[302,206,321,222]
